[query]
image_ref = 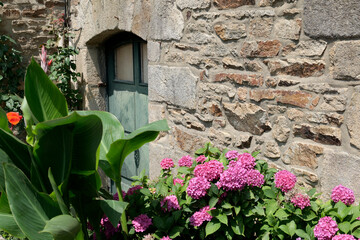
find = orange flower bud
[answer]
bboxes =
[6,112,22,126]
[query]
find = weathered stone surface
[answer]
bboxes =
[346,89,360,149]
[264,59,325,78]
[265,78,278,88]
[319,150,360,201]
[330,41,360,81]
[148,65,197,109]
[272,116,290,142]
[209,128,233,146]
[214,0,255,9]
[319,95,347,112]
[183,114,206,131]
[291,167,318,185]
[200,83,236,99]
[174,127,208,153]
[282,40,327,57]
[215,73,264,86]
[240,40,281,57]
[237,88,248,101]
[306,112,344,126]
[214,22,247,40]
[249,17,273,38]
[222,57,244,70]
[264,141,281,158]
[274,19,301,40]
[223,102,270,135]
[283,142,323,169]
[1,9,21,19]
[244,61,263,72]
[286,108,304,121]
[267,105,287,114]
[188,32,213,44]
[208,103,223,117]
[234,134,253,149]
[303,0,360,39]
[147,41,161,62]
[176,0,211,9]
[299,83,347,95]
[293,123,341,146]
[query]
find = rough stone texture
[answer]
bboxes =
[319,95,347,112]
[176,0,211,9]
[173,127,208,153]
[330,41,360,81]
[293,124,341,146]
[286,108,304,122]
[303,0,360,39]
[214,0,255,9]
[274,19,301,40]
[319,150,360,201]
[223,102,270,135]
[215,73,264,86]
[214,22,247,41]
[222,57,244,70]
[249,17,273,38]
[272,116,290,142]
[306,112,344,126]
[147,41,161,62]
[234,134,253,149]
[346,89,360,149]
[282,40,327,57]
[291,167,319,185]
[283,142,324,169]
[240,40,281,57]
[148,65,197,109]
[264,59,325,78]
[264,141,281,158]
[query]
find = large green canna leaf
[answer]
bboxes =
[4,163,59,240]
[21,98,36,146]
[0,213,25,238]
[106,119,169,180]
[0,148,10,191]
[41,215,81,240]
[0,108,12,134]
[25,58,68,123]
[99,200,129,228]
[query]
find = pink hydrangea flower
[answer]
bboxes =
[100,216,120,239]
[160,236,172,240]
[178,155,193,167]
[187,177,211,199]
[274,170,297,193]
[127,185,143,196]
[113,191,126,200]
[313,216,338,240]
[132,214,152,232]
[291,193,311,210]
[216,164,248,191]
[357,217,360,221]
[173,178,184,186]
[237,153,256,170]
[160,158,174,170]
[189,206,214,227]
[332,234,357,240]
[194,160,224,182]
[246,169,265,187]
[225,150,239,160]
[331,185,355,206]
[160,195,181,212]
[196,155,207,163]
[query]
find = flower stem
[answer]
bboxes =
[115,180,128,240]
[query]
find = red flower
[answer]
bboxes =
[6,112,22,126]
[48,59,53,66]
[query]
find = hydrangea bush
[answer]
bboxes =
[91,143,360,240]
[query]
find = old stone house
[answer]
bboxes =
[1,0,360,199]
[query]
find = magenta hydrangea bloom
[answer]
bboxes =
[196,155,207,163]
[132,214,152,232]
[189,206,214,227]
[225,150,239,160]
[274,170,297,193]
[313,216,338,240]
[113,191,126,200]
[246,169,265,187]
[160,195,181,212]
[160,236,172,240]
[291,193,311,210]
[332,234,357,240]
[160,158,174,170]
[331,185,355,206]
[187,177,211,199]
[127,185,143,196]
[173,178,184,186]
[100,216,120,239]
[237,153,256,170]
[178,155,193,167]
[216,164,248,191]
[194,160,224,182]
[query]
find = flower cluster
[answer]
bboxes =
[313,217,338,240]
[216,164,248,191]
[274,170,297,193]
[127,185,143,196]
[160,236,172,240]
[291,193,311,210]
[196,155,207,163]
[160,195,181,212]
[173,178,184,186]
[225,150,239,160]
[237,153,256,170]
[187,177,211,199]
[100,216,120,239]
[194,160,224,182]
[160,158,174,170]
[246,169,265,187]
[331,185,355,206]
[332,234,357,240]
[178,155,193,167]
[189,206,214,227]
[132,214,152,232]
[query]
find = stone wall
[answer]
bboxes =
[0,0,65,64]
[70,0,360,200]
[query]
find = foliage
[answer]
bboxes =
[0,59,169,240]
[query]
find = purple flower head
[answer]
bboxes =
[187,177,211,199]
[194,160,224,182]
[313,216,338,240]
[291,193,311,210]
[173,178,184,186]
[332,234,357,240]
[100,216,120,239]
[196,155,207,163]
[132,214,152,232]
[331,185,355,206]
[127,185,143,196]
[189,206,215,227]
[237,153,256,170]
[113,191,126,200]
[216,164,247,191]
[274,170,297,193]
[225,150,239,160]
[178,155,193,167]
[160,195,181,212]
[160,158,174,170]
[246,169,265,188]
[160,236,172,240]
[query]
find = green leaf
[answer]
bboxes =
[169,226,183,239]
[99,200,128,228]
[263,186,276,199]
[41,215,81,240]
[279,225,289,235]
[216,214,228,225]
[287,220,297,237]
[353,228,360,238]
[0,213,25,238]
[209,197,218,209]
[0,148,10,192]
[307,188,316,197]
[230,219,241,235]
[0,108,11,133]
[205,220,221,237]
[25,58,68,122]
[265,200,279,215]
[21,98,36,145]
[106,119,169,180]
[222,202,233,209]
[140,188,151,196]
[350,220,360,231]
[338,222,351,234]
[295,229,311,240]
[275,209,289,220]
